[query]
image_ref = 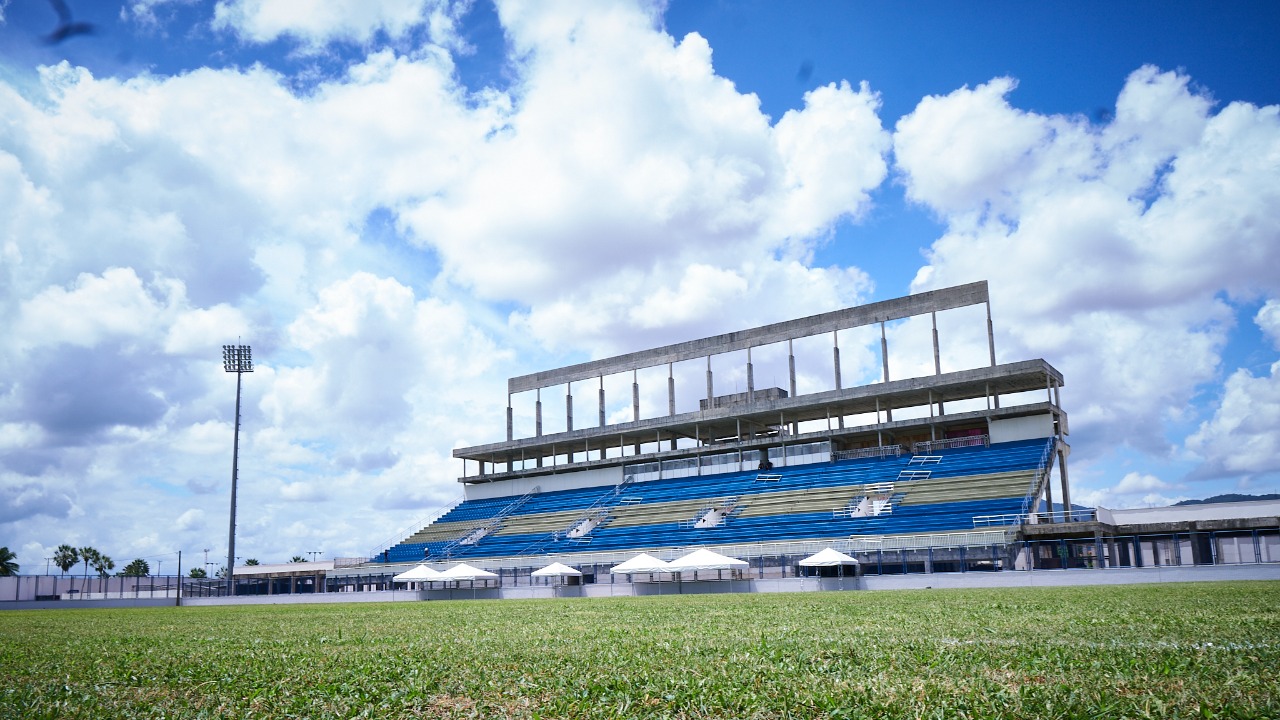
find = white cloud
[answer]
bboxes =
[15,268,172,349]
[1256,301,1280,349]
[213,0,468,51]
[1186,361,1280,479]
[897,65,1280,464]
[1073,472,1190,509]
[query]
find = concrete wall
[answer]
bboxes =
[989,414,1053,444]
[6,564,1277,610]
[1102,500,1280,525]
[861,563,1280,591]
[464,465,622,500]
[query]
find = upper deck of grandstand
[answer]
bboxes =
[453,282,1067,496]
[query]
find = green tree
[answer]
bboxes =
[188,567,207,578]
[215,565,227,579]
[79,546,99,581]
[121,558,150,577]
[244,558,260,566]
[0,547,18,577]
[53,545,78,574]
[92,554,115,579]
[290,556,305,563]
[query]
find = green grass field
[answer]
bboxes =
[1,581,1277,719]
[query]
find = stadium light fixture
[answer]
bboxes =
[222,344,253,596]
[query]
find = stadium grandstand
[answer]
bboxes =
[335,281,1087,586]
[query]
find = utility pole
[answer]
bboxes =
[222,344,253,596]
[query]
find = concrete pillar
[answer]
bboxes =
[747,347,755,403]
[668,363,675,416]
[598,377,605,428]
[1058,444,1072,517]
[535,389,542,437]
[788,339,797,398]
[706,356,713,404]
[1043,469,1055,522]
[566,383,573,432]
[632,371,639,423]
[931,311,941,375]
[833,331,842,390]
[880,322,890,382]
[986,300,996,367]
[506,400,513,442]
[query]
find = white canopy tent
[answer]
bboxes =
[610,553,671,575]
[438,563,498,583]
[798,547,860,577]
[393,564,442,584]
[666,548,749,571]
[666,548,749,581]
[531,562,582,578]
[531,561,584,588]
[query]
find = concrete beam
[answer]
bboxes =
[508,281,989,394]
[462,358,1061,463]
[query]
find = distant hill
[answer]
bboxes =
[1173,493,1280,506]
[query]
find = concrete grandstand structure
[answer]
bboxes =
[345,281,1087,582]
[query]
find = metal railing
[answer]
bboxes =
[833,445,902,461]
[912,434,989,453]
[973,509,1099,527]
[1020,438,1057,516]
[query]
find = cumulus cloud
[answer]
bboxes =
[1073,472,1190,509]
[1186,360,1280,480]
[213,0,469,51]
[897,66,1280,465]
[1256,301,1280,349]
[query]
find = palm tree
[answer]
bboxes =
[188,567,207,578]
[122,558,149,577]
[0,547,18,577]
[244,558,260,566]
[290,555,305,563]
[79,546,99,581]
[53,545,78,574]
[92,554,115,579]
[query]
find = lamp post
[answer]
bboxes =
[222,344,253,596]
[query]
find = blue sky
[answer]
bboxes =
[1,0,1278,571]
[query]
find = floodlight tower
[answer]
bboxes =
[222,344,253,595]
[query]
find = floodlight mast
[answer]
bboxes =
[222,344,253,596]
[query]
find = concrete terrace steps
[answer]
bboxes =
[377,438,1054,562]
[897,470,1034,506]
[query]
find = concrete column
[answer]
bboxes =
[566,383,573,432]
[1054,382,1061,408]
[929,391,936,441]
[706,356,713,404]
[598,377,605,428]
[1043,469,1055,522]
[668,363,675,416]
[787,339,797,398]
[880,322,890,382]
[632,371,639,423]
[535,389,542,437]
[833,331,842,390]
[506,400,513,442]
[931,311,941,375]
[986,301,997,367]
[1058,444,1072,517]
[747,347,755,403]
